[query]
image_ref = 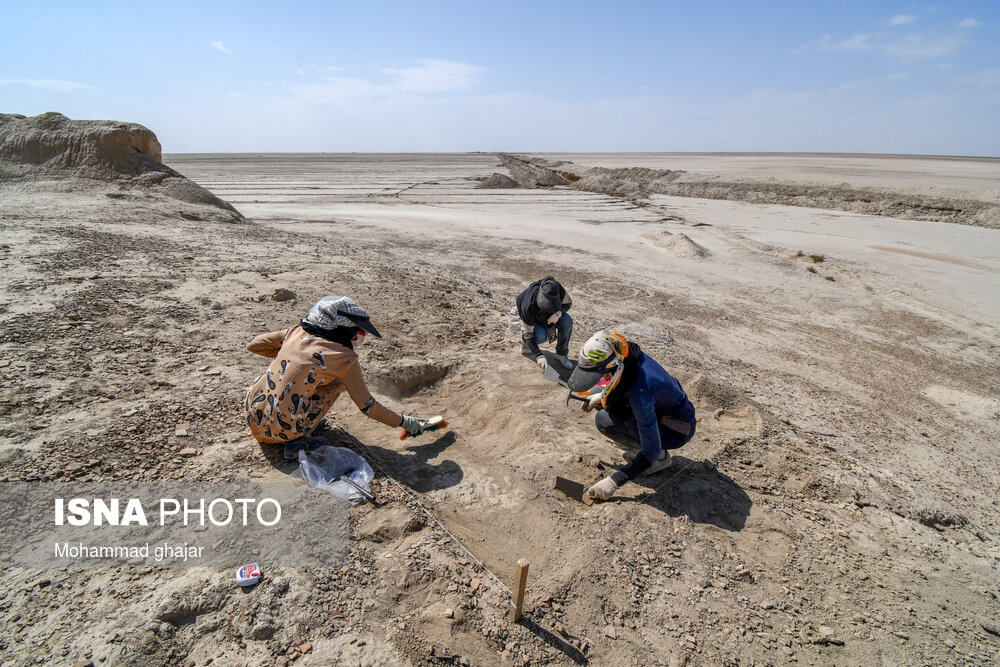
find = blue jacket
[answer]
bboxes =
[603,345,696,484]
[614,348,695,447]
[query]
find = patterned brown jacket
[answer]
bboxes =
[243,325,401,444]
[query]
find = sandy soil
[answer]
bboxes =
[1,152,999,666]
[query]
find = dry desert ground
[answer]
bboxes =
[1,127,1000,666]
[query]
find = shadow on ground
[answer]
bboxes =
[608,456,752,531]
[518,616,588,665]
[258,426,464,493]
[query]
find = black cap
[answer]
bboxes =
[535,278,562,314]
[336,308,382,338]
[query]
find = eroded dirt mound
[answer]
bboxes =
[573,165,686,199]
[0,112,162,179]
[497,153,569,188]
[505,153,1000,228]
[0,112,246,222]
[476,173,520,189]
[648,231,710,258]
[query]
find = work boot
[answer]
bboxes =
[521,336,541,359]
[284,436,326,462]
[641,451,672,476]
[556,354,573,370]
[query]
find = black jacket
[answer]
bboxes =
[516,277,571,327]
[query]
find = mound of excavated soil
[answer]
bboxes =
[509,155,1000,228]
[0,112,246,222]
[649,231,710,258]
[496,153,569,188]
[476,173,520,189]
[573,165,686,199]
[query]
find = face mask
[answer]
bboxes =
[352,331,366,348]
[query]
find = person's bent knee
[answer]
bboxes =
[594,410,615,435]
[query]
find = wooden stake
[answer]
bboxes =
[510,558,529,622]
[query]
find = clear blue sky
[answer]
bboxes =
[2,1,998,155]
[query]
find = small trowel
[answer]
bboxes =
[554,476,593,506]
[542,363,562,383]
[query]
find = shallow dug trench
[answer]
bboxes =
[341,350,775,609]
[374,362,451,399]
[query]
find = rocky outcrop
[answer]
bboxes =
[0,112,163,177]
[0,112,245,222]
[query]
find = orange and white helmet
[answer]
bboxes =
[567,330,629,392]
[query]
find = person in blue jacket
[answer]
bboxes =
[567,329,697,500]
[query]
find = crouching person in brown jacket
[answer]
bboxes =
[244,295,436,460]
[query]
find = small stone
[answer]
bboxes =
[470,578,481,591]
[178,448,198,457]
[297,642,312,654]
[444,608,454,619]
[604,625,617,639]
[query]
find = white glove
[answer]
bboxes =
[582,393,603,413]
[547,311,562,325]
[400,414,426,436]
[587,477,618,500]
[536,355,547,370]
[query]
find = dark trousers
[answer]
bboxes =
[595,409,692,452]
[522,312,573,357]
[596,408,695,481]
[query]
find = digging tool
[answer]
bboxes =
[554,476,593,506]
[542,362,561,383]
[399,415,448,440]
[338,475,377,504]
[565,390,589,407]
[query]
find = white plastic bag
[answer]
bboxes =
[290,445,374,505]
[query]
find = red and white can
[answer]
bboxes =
[236,563,261,586]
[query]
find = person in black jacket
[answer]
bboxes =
[513,276,574,370]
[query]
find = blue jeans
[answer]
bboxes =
[595,409,694,454]
[529,312,573,357]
